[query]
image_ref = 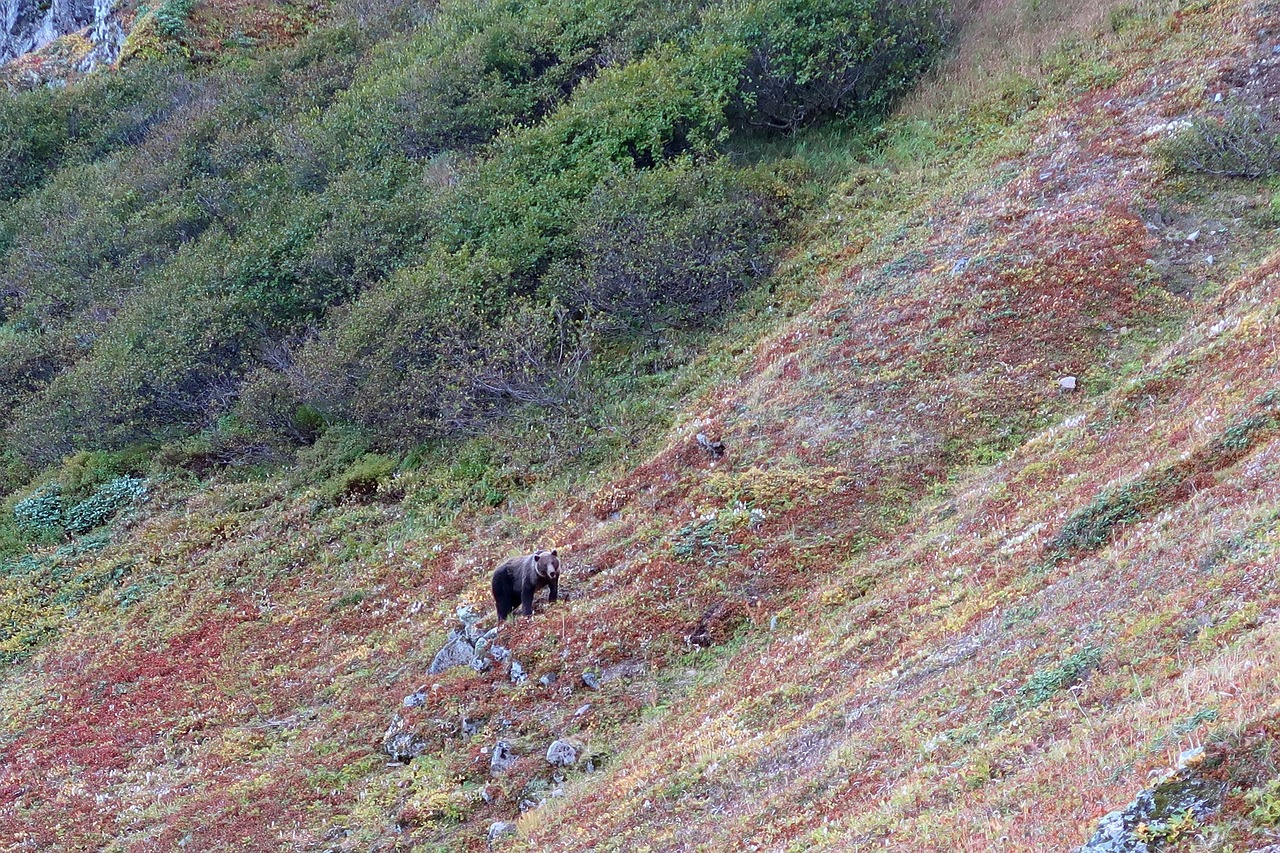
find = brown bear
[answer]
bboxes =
[491,549,560,620]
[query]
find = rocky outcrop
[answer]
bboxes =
[1080,748,1223,852]
[1,0,123,68]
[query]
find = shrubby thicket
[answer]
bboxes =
[0,0,949,486]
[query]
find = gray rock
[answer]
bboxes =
[581,671,600,690]
[1079,761,1221,852]
[487,821,518,846]
[428,633,477,675]
[546,739,579,767]
[382,714,429,762]
[471,656,493,673]
[1059,375,1078,392]
[490,644,511,663]
[509,661,527,685]
[539,673,558,687]
[490,739,517,775]
[402,690,427,708]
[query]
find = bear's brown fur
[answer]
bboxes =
[491,549,560,620]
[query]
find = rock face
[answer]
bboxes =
[428,611,500,674]
[1,0,124,68]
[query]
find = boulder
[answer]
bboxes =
[490,739,517,775]
[546,739,579,767]
[1079,752,1222,852]
[428,633,477,675]
[600,660,646,683]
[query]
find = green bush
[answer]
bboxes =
[1018,645,1102,707]
[1159,101,1280,179]
[13,487,64,534]
[322,453,399,503]
[706,0,950,132]
[58,449,151,501]
[551,161,783,337]
[0,0,948,468]
[64,476,149,534]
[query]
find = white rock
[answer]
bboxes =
[546,739,579,767]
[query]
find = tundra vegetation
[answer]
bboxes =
[3,0,1280,850]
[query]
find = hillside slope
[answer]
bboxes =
[4,1,1280,852]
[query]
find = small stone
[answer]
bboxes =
[574,704,592,717]
[1185,230,1200,243]
[490,644,511,663]
[1058,375,1078,391]
[402,690,427,708]
[487,821,518,846]
[546,739,579,767]
[471,657,493,673]
[581,672,600,690]
[490,740,517,775]
[538,673,558,687]
[509,661,527,685]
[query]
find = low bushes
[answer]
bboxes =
[0,0,951,466]
[1160,101,1280,179]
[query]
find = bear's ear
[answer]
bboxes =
[550,549,557,558]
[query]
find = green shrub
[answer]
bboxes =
[58,450,151,501]
[1048,477,1168,557]
[152,0,198,38]
[404,440,514,518]
[323,454,399,503]
[1018,646,1103,707]
[1247,779,1280,827]
[706,0,950,132]
[551,161,783,337]
[13,486,64,534]
[1159,101,1280,179]
[64,476,149,534]
[295,424,375,482]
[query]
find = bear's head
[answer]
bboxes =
[534,549,560,580]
